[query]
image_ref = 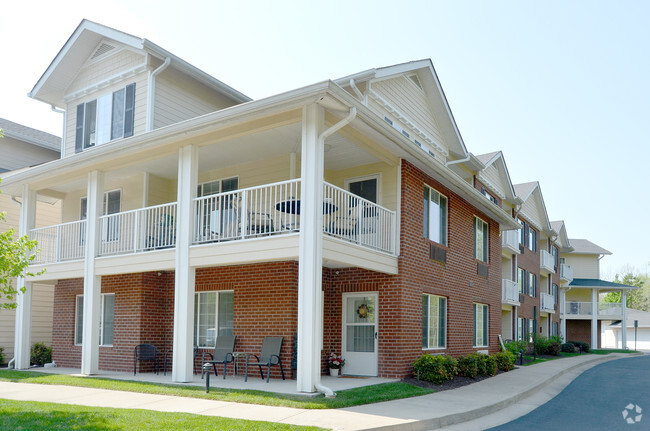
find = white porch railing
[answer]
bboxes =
[502,279,520,303]
[540,249,555,273]
[323,182,396,254]
[541,292,555,312]
[193,179,302,244]
[30,220,87,264]
[566,301,592,315]
[99,202,177,256]
[599,302,623,316]
[501,230,520,253]
[560,264,573,282]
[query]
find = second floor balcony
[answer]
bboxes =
[502,279,520,305]
[540,249,556,275]
[501,230,520,256]
[564,301,623,318]
[560,264,573,283]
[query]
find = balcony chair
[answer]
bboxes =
[244,336,285,383]
[328,202,361,237]
[201,335,236,380]
[232,196,274,235]
[134,344,159,376]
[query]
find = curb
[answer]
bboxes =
[363,353,639,431]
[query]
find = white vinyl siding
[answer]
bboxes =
[193,291,234,348]
[474,303,489,347]
[424,185,448,245]
[422,294,446,349]
[75,293,115,346]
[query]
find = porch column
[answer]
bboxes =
[81,170,104,375]
[297,104,325,393]
[591,288,598,349]
[621,290,628,349]
[172,145,198,382]
[14,184,36,369]
[560,288,566,341]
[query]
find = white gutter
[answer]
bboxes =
[445,154,470,167]
[349,79,364,103]
[51,105,66,157]
[146,56,171,132]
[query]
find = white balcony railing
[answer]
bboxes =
[502,279,520,303]
[566,301,592,315]
[99,202,178,256]
[560,264,573,282]
[323,183,396,254]
[599,302,623,316]
[30,220,87,264]
[501,230,520,253]
[540,249,555,273]
[541,292,555,312]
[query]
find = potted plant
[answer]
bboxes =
[328,352,345,376]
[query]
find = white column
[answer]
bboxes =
[560,288,567,341]
[172,145,198,382]
[621,290,628,349]
[297,104,325,393]
[14,184,36,369]
[81,170,104,375]
[591,288,598,349]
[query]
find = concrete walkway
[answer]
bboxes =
[0,353,639,431]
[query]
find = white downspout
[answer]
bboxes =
[349,79,365,103]
[51,105,66,158]
[146,57,172,132]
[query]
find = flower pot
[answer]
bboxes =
[329,368,339,377]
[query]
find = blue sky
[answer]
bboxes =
[2,1,648,278]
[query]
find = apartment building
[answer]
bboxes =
[1,20,524,393]
[0,117,61,363]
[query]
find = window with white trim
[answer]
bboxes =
[75,83,136,153]
[424,185,448,245]
[193,291,234,348]
[474,216,489,262]
[422,294,446,349]
[75,293,115,346]
[473,303,489,347]
[517,317,527,341]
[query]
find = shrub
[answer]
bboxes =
[547,343,561,356]
[483,355,498,376]
[504,340,528,356]
[413,354,457,384]
[31,342,52,366]
[457,355,478,378]
[0,346,4,365]
[549,335,563,344]
[561,342,577,353]
[493,351,516,371]
[534,335,551,355]
[568,340,590,353]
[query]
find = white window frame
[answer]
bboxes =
[193,290,234,348]
[75,293,115,347]
[424,185,448,246]
[422,294,447,349]
[344,173,382,205]
[197,176,239,197]
[474,216,489,263]
[473,303,489,348]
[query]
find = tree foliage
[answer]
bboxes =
[0,179,44,310]
[603,272,650,311]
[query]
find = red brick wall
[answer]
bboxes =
[566,320,601,349]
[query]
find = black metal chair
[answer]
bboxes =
[201,335,236,380]
[245,336,285,383]
[134,344,159,376]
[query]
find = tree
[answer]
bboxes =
[0,178,44,310]
[603,272,650,311]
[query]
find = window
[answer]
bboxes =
[517,218,537,252]
[197,177,239,237]
[424,185,448,245]
[518,268,537,297]
[346,175,379,204]
[473,303,489,347]
[518,218,525,245]
[528,272,537,297]
[528,319,535,341]
[551,246,559,268]
[552,283,559,304]
[422,294,446,349]
[193,291,234,348]
[552,322,559,337]
[481,187,498,205]
[75,83,136,153]
[517,317,527,341]
[75,293,115,346]
[474,216,489,262]
[518,268,526,294]
[527,226,537,252]
[81,190,122,241]
[197,177,239,197]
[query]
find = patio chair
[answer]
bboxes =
[244,336,285,383]
[201,335,236,380]
[328,202,361,237]
[134,344,159,376]
[233,195,274,235]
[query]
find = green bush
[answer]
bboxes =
[31,342,52,366]
[549,335,563,344]
[534,335,551,355]
[493,351,516,371]
[568,340,590,353]
[547,343,561,356]
[504,339,528,356]
[0,346,4,365]
[561,342,576,353]
[456,355,478,378]
[483,355,498,376]
[413,354,457,384]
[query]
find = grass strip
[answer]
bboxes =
[0,370,433,409]
[0,398,325,431]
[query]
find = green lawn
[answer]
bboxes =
[0,399,325,431]
[590,349,639,354]
[0,370,433,409]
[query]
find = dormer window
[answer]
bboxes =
[481,187,499,205]
[75,83,136,153]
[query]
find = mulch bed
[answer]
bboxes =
[403,370,508,392]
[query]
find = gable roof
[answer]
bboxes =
[550,220,573,252]
[568,239,612,255]
[334,59,469,161]
[29,19,251,107]
[474,151,518,204]
[514,181,553,235]
[0,117,61,151]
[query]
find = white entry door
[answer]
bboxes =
[342,293,378,376]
